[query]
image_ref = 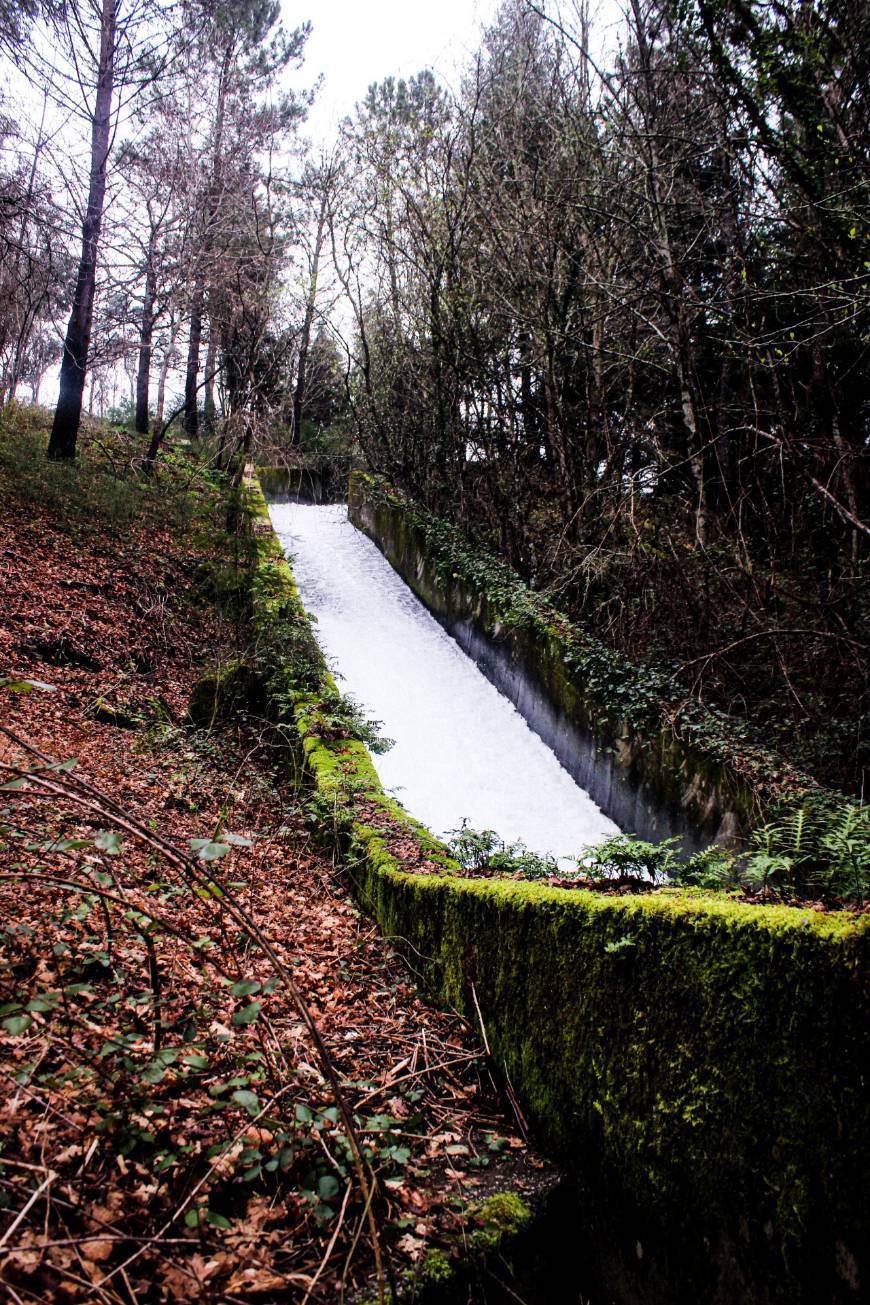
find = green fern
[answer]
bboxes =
[818,804,870,901]
[743,800,869,902]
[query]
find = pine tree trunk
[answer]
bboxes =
[183,47,231,442]
[135,234,158,435]
[48,0,116,460]
[183,285,203,437]
[292,189,328,446]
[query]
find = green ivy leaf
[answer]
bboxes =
[317,1174,340,1201]
[231,1089,261,1116]
[182,1054,209,1070]
[27,992,60,1013]
[190,838,231,862]
[2,1014,32,1035]
[95,830,122,856]
[231,1001,261,1026]
[221,832,253,847]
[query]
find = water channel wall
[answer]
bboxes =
[257,458,350,504]
[239,473,869,1305]
[347,473,832,853]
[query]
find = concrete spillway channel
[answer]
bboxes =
[260,486,868,1305]
[267,499,619,866]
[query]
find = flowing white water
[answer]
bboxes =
[268,502,619,863]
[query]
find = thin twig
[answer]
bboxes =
[0,1171,56,1251]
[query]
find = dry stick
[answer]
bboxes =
[95,1083,301,1291]
[339,1179,379,1305]
[501,1066,530,1143]
[470,983,491,1057]
[354,1053,480,1109]
[1,731,389,1302]
[302,1180,353,1305]
[0,1172,56,1251]
[9,1235,191,1251]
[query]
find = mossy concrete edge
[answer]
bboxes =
[242,472,869,1304]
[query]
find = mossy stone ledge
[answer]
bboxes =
[240,470,869,1305]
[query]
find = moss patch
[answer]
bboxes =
[186,659,266,726]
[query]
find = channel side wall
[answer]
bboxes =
[348,473,828,853]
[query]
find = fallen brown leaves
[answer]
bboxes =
[0,478,545,1302]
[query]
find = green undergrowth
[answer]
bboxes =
[0,402,221,543]
[237,471,870,1301]
[448,812,870,904]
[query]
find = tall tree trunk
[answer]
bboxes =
[135,232,158,435]
[292,187,328,445]
[154,313,177,435]
[183,47,231,441]
[183,284,203,437]
[203,327,217,433]
[48,0,116,460]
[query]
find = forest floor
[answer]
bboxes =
[0,410,543,1303]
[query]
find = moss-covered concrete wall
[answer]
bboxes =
[257,457,349,504]
[348,473,831,853]
[245,473,869,1304]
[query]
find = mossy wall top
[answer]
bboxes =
[348,472,826,851]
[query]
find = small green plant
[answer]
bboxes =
[739,800,870,902]
[303,688,393,755]
[446,823,558,878]
[578,834,684,885]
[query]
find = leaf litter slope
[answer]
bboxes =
[0,459,540,1301]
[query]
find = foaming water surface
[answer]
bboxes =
[268,501,618,863]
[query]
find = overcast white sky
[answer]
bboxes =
[287,0,626,147]
[287,0,502,145]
